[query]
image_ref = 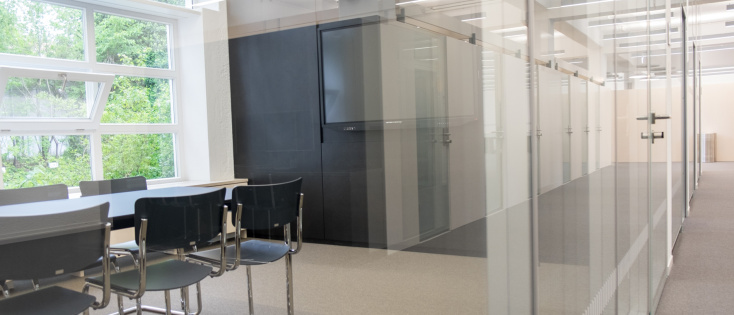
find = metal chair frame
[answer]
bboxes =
[0,205,112,315]
[188,179,303,315]
[85,191,229,315]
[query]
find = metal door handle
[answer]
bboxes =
[636,112,671,124]
[641,131,664,144]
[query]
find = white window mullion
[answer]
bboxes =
[84,5,96,67]
[97,124,181,134]
[89,63,176,79]
[0,154,5,189]
[0,53,91,71]
[90,133,104,180]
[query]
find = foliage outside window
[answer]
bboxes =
[1,135,91,188]
[151,0,186,6]
[1,76,99,119]
[95,13,170,69]
[0,0,84,60]
[0,1,180,188]
[102,76,172,124]
[102,134,175,180]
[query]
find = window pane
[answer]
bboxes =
[94,13,170,69]
[0,0,84,60]
[1,76,101,119]
[102,76,172,123]
[1,135,91,188]
[151,0,186,6]
[102,133,175,180]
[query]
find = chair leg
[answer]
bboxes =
[180,287,190,313]
[193,282,204,315]
[117,294,125,314]
[246,265,254,315]
[1,280,9,298]
[136,298,143,315]
[165,290,172,315]
[285,253,294,315]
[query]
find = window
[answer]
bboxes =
[0,0,181,189]
[0,0,84,60]
[1,135,92,188]
[150,0,186,7]
[94,13,171,69]
[102,76,172,124]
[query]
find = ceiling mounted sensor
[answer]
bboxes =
[727,4,734,10]
[726,21,734,28]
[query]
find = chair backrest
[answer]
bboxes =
[134,188,226,250]
[0,202,110,281]
[0,184,69,206]
[231,178,302,231]
[79,176,147,197]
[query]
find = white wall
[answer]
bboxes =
[178,2,235,182]
[701,79,734,161]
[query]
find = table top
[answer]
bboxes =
[0,187,232,229]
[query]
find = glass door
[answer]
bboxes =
[410,33,451,241]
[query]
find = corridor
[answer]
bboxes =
[657,162,734,314]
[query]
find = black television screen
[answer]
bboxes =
[319,17,479,130]
[320,20,382,125]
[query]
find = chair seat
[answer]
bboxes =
[0,286,95,315]
[83,254,118,270]
[88,259,211,292]
[190,239,290,266]
[111,240,139,252]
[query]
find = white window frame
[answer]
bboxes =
[0,0,186,188]
[0,66,114,131]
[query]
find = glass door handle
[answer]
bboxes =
[641,131,664,144]
[636,112,671,124]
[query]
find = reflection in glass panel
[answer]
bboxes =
[1,76,101,119]
[222,0,685,313]
[0,135,91,188]
[102,76,173,124]
[0,0,84,60]
[101,133,175,180]
[95,13,170,69]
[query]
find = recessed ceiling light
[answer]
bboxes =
[548,0,615,10]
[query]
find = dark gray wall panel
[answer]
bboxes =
[230,26,324,240]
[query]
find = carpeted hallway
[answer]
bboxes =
[657,162,734,314]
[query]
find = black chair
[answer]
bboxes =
[86,188,229,314]
[80,177,148,262]
[0,183,69,206]
[189,178,303,315]
[0,202,112,315]
[0,184,83,297]
[79,176,147,197]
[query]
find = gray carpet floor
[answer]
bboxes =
[22,242,487,314]
[657,162,734,314]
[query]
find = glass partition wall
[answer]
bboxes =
[225,0,691,313]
